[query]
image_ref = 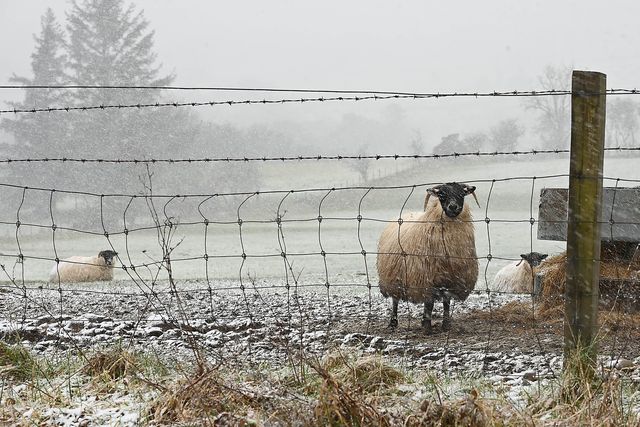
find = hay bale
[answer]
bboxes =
[537,243,640,312]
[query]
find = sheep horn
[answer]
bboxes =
[424,192,431,211]
[471,191,481,208]
[424,187,438,211]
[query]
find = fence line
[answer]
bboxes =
[0,173,637,199]
[1,81,640,393]
[0,173,636,287]
[2,88,640,116]
[0,85,591,95]
[0,146,639,164]
[0,173,577,198]
[0,159,638,390]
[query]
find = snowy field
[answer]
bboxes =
[2,154,638,286]
[2,155,640,425]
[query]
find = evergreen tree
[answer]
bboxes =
[66,0,173,103]
[2,0,257,227]
[490,119,524,152]
[1,8,69,158]
[65,0,177,161]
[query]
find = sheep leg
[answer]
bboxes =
[422,298,434,334]
[442,296,452,331]
[388,298,399,328]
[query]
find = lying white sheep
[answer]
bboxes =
[48,250,118,283]
[377,182,479,333]
[492,252,548,294]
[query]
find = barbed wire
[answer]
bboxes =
[1,88,639,116]
[2,84,639,96]
[0,84,576,96]
[0,146,639,164]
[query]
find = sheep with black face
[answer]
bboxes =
[48,250,118,283]
[492,252,548,294]
[377,182,479,333]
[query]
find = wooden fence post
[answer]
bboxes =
[564,70,606,371]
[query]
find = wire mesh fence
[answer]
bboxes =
[0,160,638,380]
[2,85,640,425]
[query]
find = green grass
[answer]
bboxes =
[0,341,39,382]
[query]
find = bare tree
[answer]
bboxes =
[409,130,424,154]
[490,118,525,151]
[607,98,638,147]
[433,133,487,154]
[525,65,572,149]
[349,145,372,183]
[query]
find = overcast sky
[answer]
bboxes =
[1,0,639,149]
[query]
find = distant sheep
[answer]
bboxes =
[48,250,118,283]
[377,182,479,333]
[492,252,548,294]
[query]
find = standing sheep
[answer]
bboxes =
[48,250,118,283]
[492,252,548,294]
[377,182,479,333]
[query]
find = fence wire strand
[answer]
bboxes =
[2,87,640,116]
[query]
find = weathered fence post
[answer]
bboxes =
[564,70,606,371]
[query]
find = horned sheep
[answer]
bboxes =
[377,182,479,333]
[492,252,548,294]
[48,250,118,283]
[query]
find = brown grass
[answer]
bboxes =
[82,349,138,380]
[537,249,640,312]
[307,352,405,426]
[322,352,405,394]
[147,368,257,425]
[312,363,391,427]
[467,301,538,325]
[405,389,530,427]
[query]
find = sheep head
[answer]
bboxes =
[520,251,548,268]
[425,182,478,218]
[98,250,118,266]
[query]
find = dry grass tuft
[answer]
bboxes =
[82,349,138,381]
[405,389,529,427]
[467,301,537,325]
[537,252,568,310]
[312,362,391,427]
[599,310,640,334]
[531,363,640,426]
[321,352,405,394]
[147,368,257,425]
[537,249,640,312]
[289,352,405,426]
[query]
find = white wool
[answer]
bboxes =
[48,255,114,283]
[492,260,535,294]
[377,194,478,303]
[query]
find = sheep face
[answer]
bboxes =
[98,250,118,266]
[427,182,476,218]
[520,252,548,268]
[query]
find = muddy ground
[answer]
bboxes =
[2,280,640,381]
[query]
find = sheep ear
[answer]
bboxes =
[520,253,528,259]
[541,254,548,260]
